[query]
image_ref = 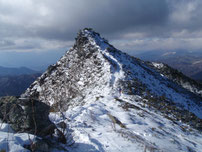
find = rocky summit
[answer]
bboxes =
[3,28,202,152]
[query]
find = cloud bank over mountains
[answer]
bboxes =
[0,0,202,53]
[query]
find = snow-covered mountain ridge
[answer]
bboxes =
[23,28,201,118]
[20,28,202,152]
[148,62,202,97]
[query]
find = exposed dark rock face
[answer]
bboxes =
[0,96,55,137]
[24,138,50,152]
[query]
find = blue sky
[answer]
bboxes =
[0,0,202,69]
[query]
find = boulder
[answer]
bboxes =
[0,96,56,137]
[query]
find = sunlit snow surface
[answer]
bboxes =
[0,123,35,152]
[49,93,202,152]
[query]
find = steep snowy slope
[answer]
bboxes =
[19,28,202,152]
[148,62,202,97]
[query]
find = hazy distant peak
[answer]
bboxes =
[0,66,38,76]
[162,51,176,56]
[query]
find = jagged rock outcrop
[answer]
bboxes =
[22,28,114,111]
[0,96,55,137]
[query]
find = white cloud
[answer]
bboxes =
[112,37,202,52]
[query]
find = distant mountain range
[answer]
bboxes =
[192,71,202,83]
[0,73,41,97]
[133,50,202,82]
[0,66,39,76]
[0,66,41,97]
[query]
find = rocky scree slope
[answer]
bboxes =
[21,28,202,152]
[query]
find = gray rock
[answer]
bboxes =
[31,139,50,152]
[24,138,50,152]
[0,96,55,137]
